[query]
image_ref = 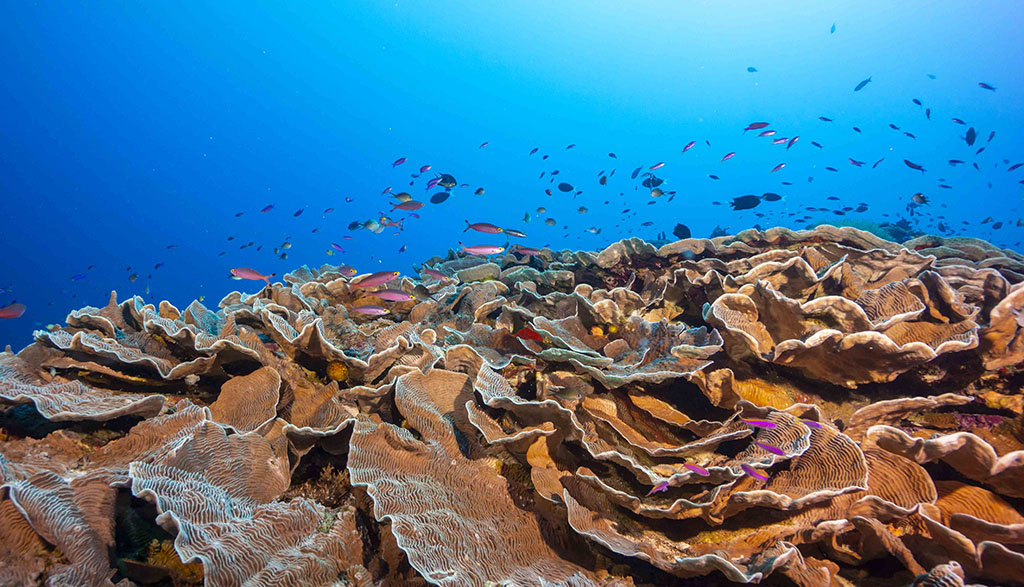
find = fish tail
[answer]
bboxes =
[464,220,470,232]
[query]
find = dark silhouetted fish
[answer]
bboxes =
[853,76,872,91]
[966,127,977,146]
[730,195,761,210]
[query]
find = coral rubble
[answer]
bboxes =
[2,225,1023,586]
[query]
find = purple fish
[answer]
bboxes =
[459,242,505,255]
[682,140,696,153]
[261,204,274,213]
[464,221,504,234]
[770,163,786,173]
[741,464,770,481]
[684,464,710,476]
[740,418,776,429]
[421,268,451,282]
[353,305,389,316]
[351,271,401,289]
[722,152,736,162]
[754,442,785,456]
[426,177,441,190]
[330,243,345,253]
[771,138,788,145]
[904,159,926,174]
[786,136,799,150]
[371,289,415,302]
[978,82,996,91]
[392,157,407,167]
[646,481,669,496]
[798,418,823,429]
[419,164,431,173]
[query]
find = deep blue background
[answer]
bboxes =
[2,1,1022,350]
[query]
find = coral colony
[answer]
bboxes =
[3,225,1024,586]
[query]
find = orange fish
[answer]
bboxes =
[514,327,543,342]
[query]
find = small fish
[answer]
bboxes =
[512,246,542,256]
[514,327,544,342]
[757,130,776,137]
[770,163,786,173]
[1008,163,1023,172]
[912,193,929,204]
[0,302,26,319]
[741,464,770,481]
[646,481,669,496]
[819,116,833,122]
[754,442,785,456]
[978,82,996,91]
[566,143,575,149]
[479,141,489,148]
[872,158,884,169]
[608,152,617,158]
[371,289,415,302]
[391,200,425,211]
[912,98,922,106]
[430,192,450,204]
[747,66,758,72]
[904,132,916,139]
[722,152,736,162]
[419,165,431,173]
[830,21,836,34]
[740,418,776,429]
[682,141,696,153]
[353,305,389,316]
[853,76,872,92]
[293,208,304,217]
[465,221,503,234]
[324,207,335,214]
[952,118,966,125]
[904,159,926,174]
[330,243,345,253]
[684,463,709,476]
[504,229,527,238]
[849,158,865,167]
[708,174,720,180]
[798,418,822,429]
[889,123,900,130]
[771,138,788,145]
[557,182,574,192]
[351,271,401,289]
[230,268,276,284]
[811,141,823,148]
[70,274,86,281]
[392,157,407,167]
[761,192,782,201]
[649,162,665,170]
[460,242,505,255]
[786,136,799,149]
[925,108,931,119]
[730,195,761,210]
[421,268,450,282]
[261,204,274,213]
[474,187,485,196]
[966,127,977,146]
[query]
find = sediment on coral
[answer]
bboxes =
[2,225,1024,586]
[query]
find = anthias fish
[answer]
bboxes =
[230,268,276,284]
[460,242,505,255]
[351,271,401,289]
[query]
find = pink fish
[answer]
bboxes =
[770,163,786,173]
[419,164,431,173]
[849,158,865,167]
[646,481,669,496]
[460,242,505,255]
[391,201,425,211]
[741,464,770,481]
[684,464,709,476]
[771,138,788,145]
[338,265,357,276]
[465,221,504,234]
[351,271,401,289]
[330,243,345,253]
[0,302,26,319]
[649,162,665,170]
[798,418,823,429]
[421,268,451,282]
[513,246,542,256]
[371,289,415,302]
[757,130,776,137]
[722,152,736,162]
[740,418,776,429]
[353,305,389,316]
[382,186,393,194]
[392,157,407,167]
[754,442,785,456]
[343,236,355,240]
[744,122,769,132]
[230,268,276,284]
[682,141,696,153]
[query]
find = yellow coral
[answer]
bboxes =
[146,539,203,585]
[327,361,349,382]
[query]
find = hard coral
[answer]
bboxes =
[1,226,1023,586]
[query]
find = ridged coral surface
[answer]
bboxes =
[2,226,1023,586]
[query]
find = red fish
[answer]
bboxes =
[682,141,696,153]
[230,268,276,284]
[514,327,544,342]
[741,464,770,481]
[351,271,401,289]
[0,302,26,319]
[722,152,736,162]
[464,221,504,234]
[392,157,407,167]
[646,481,669,496]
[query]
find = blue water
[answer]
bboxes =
[1,1,1022,350]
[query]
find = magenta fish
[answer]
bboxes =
[421,268,451,282]
[426,177,441,190]
[371,289,415,302]
[798,418,823,429]
[649,162,665,170]
[754,442,785,456]
[353,305,389,316]
[460,242,505,255]
[392,201,425,211]
[682,141,696,153]
[741,464,770,481]
[330,243,345,253]
[230,268,276,284]
[464,221,504,234]
[420,164,431,173]
[647,481,669,496]
[684,464,709,476]
[722,152,736,162]
[0,302,26,319]
[351,271,401,289]
[382,186,393,194]
[770,163,786,173]
[338,265,357,277]
[740,418,776,429]
[392,157,407,167]
[786,136,799,150]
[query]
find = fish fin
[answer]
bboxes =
[464,220,470,232]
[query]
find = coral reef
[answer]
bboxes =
[2,225,1023,586]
